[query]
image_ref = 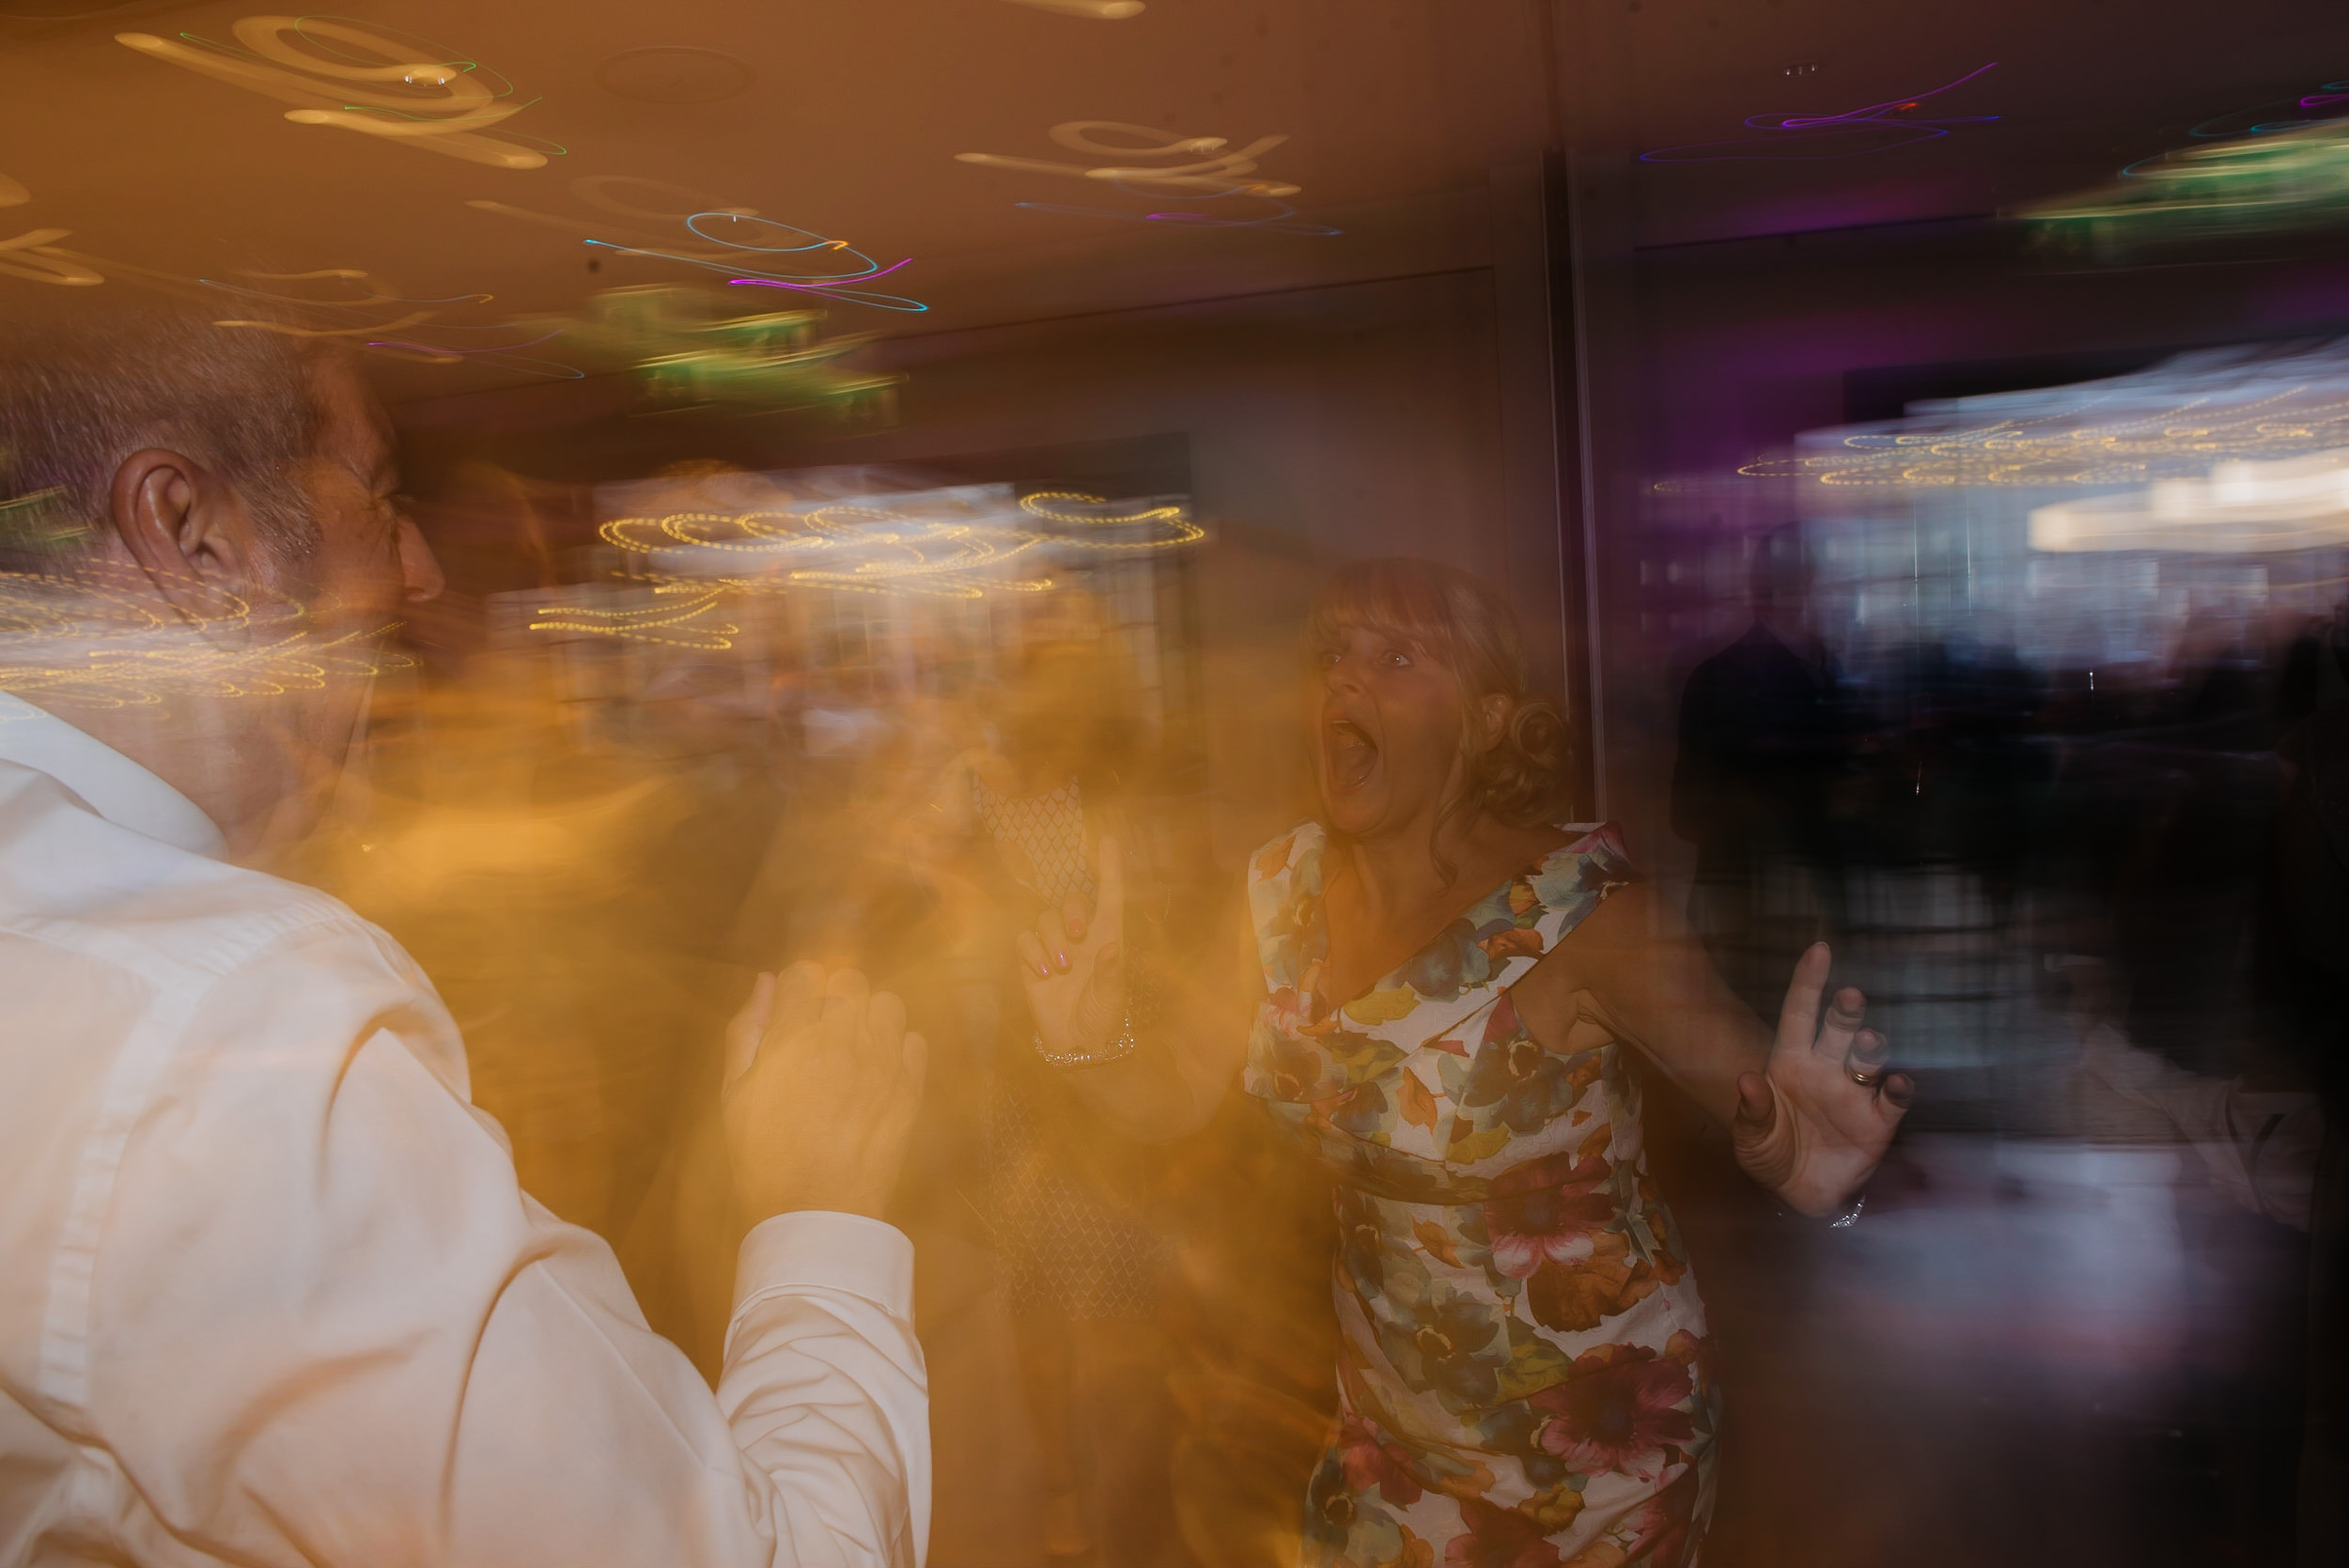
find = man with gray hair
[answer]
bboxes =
[0,314,931,1566]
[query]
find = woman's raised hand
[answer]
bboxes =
[1731,942,1912,1217]
[1016,835,1127,1064]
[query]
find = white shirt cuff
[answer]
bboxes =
[731,1210,915,1321]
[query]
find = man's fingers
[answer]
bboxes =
[900,1030,929,1096]
[813,967,871,1064]
[1773,941,1832,1053]
[865,987,907,1052]
[1062,893,1088,945]
[821,965,871,1018]
[723,971,775,1092]
[771,961,826,1041]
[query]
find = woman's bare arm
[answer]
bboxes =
[1511,880,1772,1126]
[1514,880,1911,1216]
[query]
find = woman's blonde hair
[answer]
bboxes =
[1305,557,1576,839]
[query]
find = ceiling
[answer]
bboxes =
[0,0,2340,397]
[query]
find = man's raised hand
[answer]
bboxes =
[722,962,927,1222]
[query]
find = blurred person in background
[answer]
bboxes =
[1016,557,1910,1567]
[2065,691,2349,1567]
[1670,523,1854,1019]
[0,315,930,1567]
[929,595,1191,1566]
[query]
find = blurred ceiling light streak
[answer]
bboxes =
[1001,0,1144,17]
[523,287,900,415]
[2021,113,2349,256]
[203,268,585,378]
[0,243,586,379]
[1014,193,1339,235]
[957,121,1304,199]
[0,561,405,708]
[1640,62,1999,163]
[526,585,740,650]
[2030,446,2349,552]
[469,194,925,313]
[1741,346,2349,492]
[0,228,102,286]
[589,237,922,312]
[117,16,558,171]
[554,490,1202,637]
[2188,78,2349,140]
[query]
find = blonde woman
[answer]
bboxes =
[1017,559,1909,1567]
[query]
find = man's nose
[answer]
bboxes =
[397,516,445,603]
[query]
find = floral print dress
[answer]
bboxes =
[1246,822,1718,1568]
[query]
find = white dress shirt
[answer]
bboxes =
[0,694,929,1567]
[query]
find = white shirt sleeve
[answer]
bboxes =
[83,919,928,1568]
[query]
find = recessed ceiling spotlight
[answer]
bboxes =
[1783,62,1820,77]
[596,46,754,105]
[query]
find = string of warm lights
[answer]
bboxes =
[541,490,1200,643]
[1737,380,2349,489]
[117,15,560,171]
[526,585,741,651]
[0,563,407,709]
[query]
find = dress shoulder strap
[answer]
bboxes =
[1246,821,1325,993]
[1525,823,1640,954]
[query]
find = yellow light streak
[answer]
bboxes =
[1002,0,1144,17]
[117,18,552,171]
[0,563,406,709]
[957,122,1301,199]
[0,229,103,287]
[555,489,1192,640]
[1737,382,2349,491]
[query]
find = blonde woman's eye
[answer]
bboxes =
[1385,649,1411,667]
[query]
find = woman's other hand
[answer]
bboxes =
[1016,834,1127,1064]
[722,962,927,1222]
[1733,941,1912,1217]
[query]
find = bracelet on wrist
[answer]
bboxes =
[1033,1006,1141,1067]
[1032,961,1159,1068]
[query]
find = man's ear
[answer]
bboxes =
[108,447,259,614]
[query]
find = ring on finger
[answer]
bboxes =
[1848,1065,1886,1088]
